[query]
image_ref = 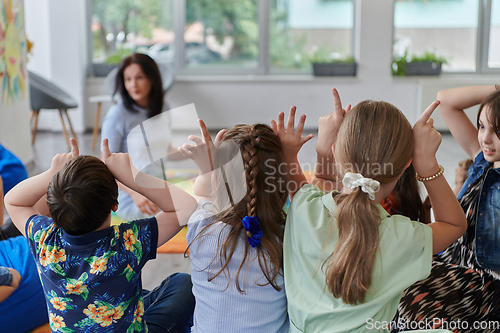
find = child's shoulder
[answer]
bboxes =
[293,184,332,201]
[104,101,129,121]
[290,184,339,211]
[186,200,218,241]
[26,214,55,235]
[115,216,158,241]
[380,212,432,246]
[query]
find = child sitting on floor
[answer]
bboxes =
[5,138,196,333]
[178,118,313,332]
[275,89,466,333]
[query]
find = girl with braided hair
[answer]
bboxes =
[179,119,312,332]
[275,89,466,333]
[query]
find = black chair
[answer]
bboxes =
[29,71,78,150]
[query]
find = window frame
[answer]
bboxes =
[87,0,497,76]
[478,0,500,73]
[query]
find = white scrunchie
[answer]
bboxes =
[342,172,380,201]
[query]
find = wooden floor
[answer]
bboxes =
[30,128,469,290]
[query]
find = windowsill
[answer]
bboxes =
[391,73,500,81]
[87,72,498,84]
[175,74,360,82]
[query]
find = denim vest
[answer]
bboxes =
[457,152,500,270]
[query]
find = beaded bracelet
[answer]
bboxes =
[415,165,444,182]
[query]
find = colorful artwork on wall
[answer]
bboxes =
[0,0,27,104]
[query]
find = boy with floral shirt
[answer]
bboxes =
[5,139,196,332]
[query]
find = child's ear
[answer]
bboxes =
[112,204,118,212]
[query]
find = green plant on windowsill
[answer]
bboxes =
[392,50,449,76]
[308,46,356,76]
[308,46,354,64]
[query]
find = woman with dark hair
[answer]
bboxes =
[101,53,179,221]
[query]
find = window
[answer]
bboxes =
[90,0,174,75]
[269,0,354,72]
[184,0,259,69]
[90,0,354,75]
[89,0,497,76]
[394,0,479,72]
[394,0,500,74]
[487,0,500,69]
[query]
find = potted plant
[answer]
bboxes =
[392,50,448,76]
[309,46,356,76]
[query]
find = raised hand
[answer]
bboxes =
[179,119,226,174]
[270,106,314,162]
[316,88,351,157]
[50,138,79,172]
[413,100,442,177]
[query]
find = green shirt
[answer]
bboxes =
[284,185,433,333]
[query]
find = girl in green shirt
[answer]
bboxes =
[272,89,466,333]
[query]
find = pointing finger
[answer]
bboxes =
[332,88,343,113]
[417,100,440,126]
[69,138,79,158]
[198,119,213,145]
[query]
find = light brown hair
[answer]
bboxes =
[324,100,414,304]
[187,124,288,292]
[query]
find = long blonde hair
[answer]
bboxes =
[324,100,414,305]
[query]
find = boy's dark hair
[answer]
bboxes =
[114,53,164,119]
[47,156,118,235]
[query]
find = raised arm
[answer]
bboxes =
[312,88,350,193]
[271,106,314,199]
[179,120,226,202]
[103,140,197,246]
[413,101,467,254]
[100,108,159,216]
[437,85,497,158]
[5,139,79,236]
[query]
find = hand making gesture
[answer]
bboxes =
[271,106,314,198]
[179,120,226,174]
[316,88,351,157]
[412,100,442,178]
[178,120,226,200]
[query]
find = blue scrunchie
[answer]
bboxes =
[242,216,262,248]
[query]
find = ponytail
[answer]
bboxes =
[326,100,414,305]
[324,190,380,304]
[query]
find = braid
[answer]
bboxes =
[243,127,260,219]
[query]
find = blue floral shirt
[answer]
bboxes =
[25,215,158,333]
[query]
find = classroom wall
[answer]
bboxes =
[0,0,32,163]
[24,0,88,134]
